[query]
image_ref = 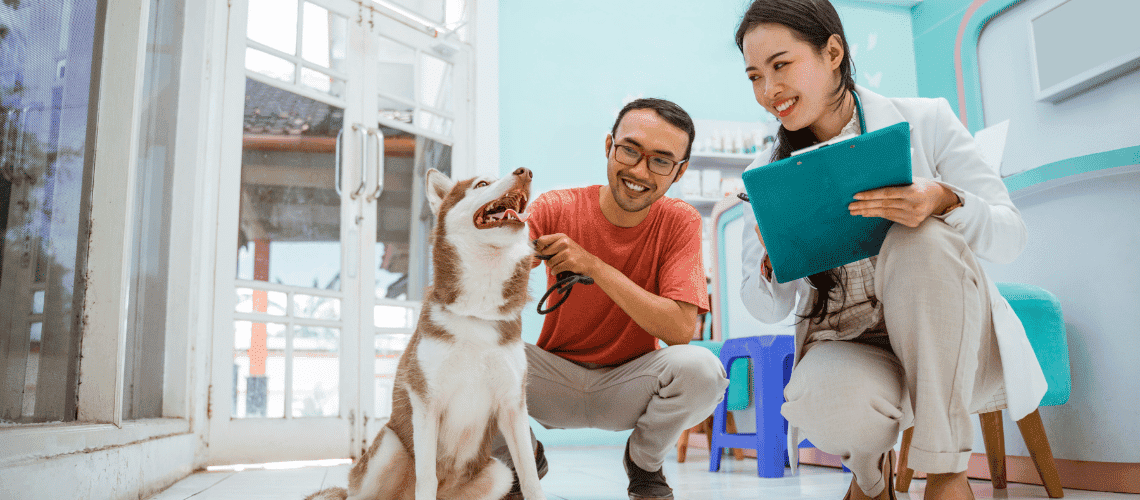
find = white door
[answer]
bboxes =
[208,0,468,465]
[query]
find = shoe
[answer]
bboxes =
[841,450,897,500]
[624,440,674,500]
[501,441,549,500]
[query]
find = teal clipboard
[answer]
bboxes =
[741,121,913,284]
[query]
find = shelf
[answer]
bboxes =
[679,195,728,207]
[688,152,758,169]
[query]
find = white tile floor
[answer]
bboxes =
[146,446,1137,500]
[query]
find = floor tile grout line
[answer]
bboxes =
[179,471,238,499]
[316,467,331,493]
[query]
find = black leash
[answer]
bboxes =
[533,251,593,315]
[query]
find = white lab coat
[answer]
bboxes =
[738,85,1048,473]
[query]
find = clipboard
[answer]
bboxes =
[741,121,913,283]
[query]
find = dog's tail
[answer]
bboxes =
[303,487,348,500]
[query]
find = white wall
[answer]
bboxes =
[978,0,1140,177]
[473,0,500,178]
[973,0,1140,463]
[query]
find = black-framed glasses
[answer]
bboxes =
[611,142,687,176]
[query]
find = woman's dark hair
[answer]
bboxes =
[736,0,856,324]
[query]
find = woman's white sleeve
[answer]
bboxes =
[739,206,803,323]
[929,98,1028,264]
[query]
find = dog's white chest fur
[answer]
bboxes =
[417,307,527,462]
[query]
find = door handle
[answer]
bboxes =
[365,127,385,202]
[1,109,14,183]
[351,123,368,199]
[16,108,32,184]
[3,108,34,186]
[334,127,345,196]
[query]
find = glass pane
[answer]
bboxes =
[123,0,184,420]
[377,95,413,124]
[246,48,295,83]
[1,0,100,424]
[247,0,298,55]
[373,304,413,329]
[293,325,339,417]
[300,67,344,98]
[22,322,42,417]
[415,110,453,136]
[373,333,411,420]
[235,287,287,316]
[301,2,347,71]
[233,321,286,418]
[237,78,343,290]
[372,127,450,302]
[294,294,340,321]
[444,0,469,42]
[418,52,452,112]
[375,36,415,104]
[31,290,44,314]
[385,0,445,24]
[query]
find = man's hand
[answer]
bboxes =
[533,232,695,345]
[535,233,602,277]
[848,177,960,228]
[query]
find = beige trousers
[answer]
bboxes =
[497,342,728,473]
[781,219,1004,496]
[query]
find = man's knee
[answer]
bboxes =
[660,345,728,399]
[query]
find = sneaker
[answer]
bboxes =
[624,440,674,500]
[501,441,549,500]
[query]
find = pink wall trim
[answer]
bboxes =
[955,0,990,128]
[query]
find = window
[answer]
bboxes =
[0,0,101,425]
[120,0,187,420]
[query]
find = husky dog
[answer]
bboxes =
[306,168,545,500]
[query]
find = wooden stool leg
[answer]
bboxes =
[726,412,745,460]
[677,426,691,463]
[1016,409,1064,498]
[703,415,714,451]
[979,411,1007,489]
[895,426,915,492]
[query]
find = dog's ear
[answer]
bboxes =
[425,168,455,216]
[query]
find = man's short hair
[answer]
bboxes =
[610,98,696,162]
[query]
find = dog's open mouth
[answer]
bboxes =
[474,189,529,229]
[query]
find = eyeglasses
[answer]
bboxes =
[610,141,687,176]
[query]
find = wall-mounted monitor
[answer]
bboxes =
[1028,0,1140,102]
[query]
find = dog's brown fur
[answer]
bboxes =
[305,169,541,500]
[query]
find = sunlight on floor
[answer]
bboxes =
[150,446,1136,500]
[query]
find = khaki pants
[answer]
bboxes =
[495,342,728,473]
[782,219,1004,496]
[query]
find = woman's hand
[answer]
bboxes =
[754,225,773,281]
[849,177,960,227]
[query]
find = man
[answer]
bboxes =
[499,98,729,500]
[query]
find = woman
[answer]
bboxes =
[734,2,1047,500]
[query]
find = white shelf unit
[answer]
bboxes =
[675,150,766,212]
[680,118,777,280]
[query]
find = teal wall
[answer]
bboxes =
[910,0,1025,131]
[911,0,970,107]
[498,0,918,191]
[499,0,919,447]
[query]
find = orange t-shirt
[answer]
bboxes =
[527,185,709,367]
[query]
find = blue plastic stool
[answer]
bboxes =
[709,335,795,477]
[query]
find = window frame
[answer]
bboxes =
[0,0,227,465]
